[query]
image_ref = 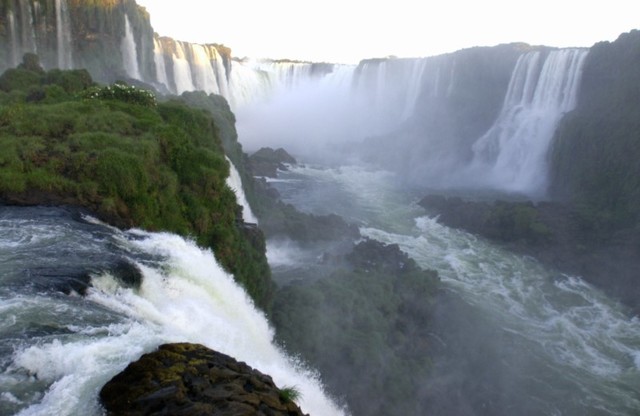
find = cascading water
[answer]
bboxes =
[172,42,196,94]
[209,46,230,98]
[152,38,170,90]
[0,206,345,416]
[352,58,430,128]
[55,0,72,69]
[469,49,589,195]
[121,15,141,79]
[18,0,37,58]
[400,59,428,119]
[189,44,220,94]
[225,157,258,224]
[7,11,19,67]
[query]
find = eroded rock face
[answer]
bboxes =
[100,343,308,416]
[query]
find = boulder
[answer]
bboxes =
[100,343,308,416]
[249,147,297,178]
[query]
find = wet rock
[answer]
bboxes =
[249,147,297,178]
[100,343,308,416]
[347,238,420,274]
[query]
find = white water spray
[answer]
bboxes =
[225,157,258,224]
[55,0,72,69]
[172,42,196,94]
[153,38,170,90]
[469,49,588,195]
[89,231,345,415]
[7,11,19,67]
[190,43,220,94]
[121,15,141,79]
[3,221,346,415]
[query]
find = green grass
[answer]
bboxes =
[278,385,302,404]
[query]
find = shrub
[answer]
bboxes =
[81,83,157,107]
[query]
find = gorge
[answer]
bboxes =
[0,0,639,415]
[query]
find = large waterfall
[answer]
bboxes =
[3,0,73,69]
[0,207,345,415]
[468,49,588,195]
[121,15,141,79]
[0,2,592,196]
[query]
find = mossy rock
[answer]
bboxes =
[100,343,309,416]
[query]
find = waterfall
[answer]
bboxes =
[121,15,141,79]
[351,58,431,129]
[172,42,196,94]
[189,43,220,94]
[55,0,73,69]
[153,38,170,90]
[0,207,345,415]
[228,61,273,108]
[400,58,428,119]
[18,0,37,57]
[469,49,589,195]
[209,46,230,99]
[7,11,19,67]
[225,157,258,224]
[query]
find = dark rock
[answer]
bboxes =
[346,238,420,274]
[249,147,297,178]
[100,343,308,416]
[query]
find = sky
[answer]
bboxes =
[135,0,639,64]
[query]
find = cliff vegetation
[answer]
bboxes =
[0,54,273,309]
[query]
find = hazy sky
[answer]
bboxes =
[135,0,638,63]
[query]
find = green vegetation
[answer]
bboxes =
[550,30,640,234]
[272,240,439,416]
[278,385,301,404]
[0,55,272,310]
[483,201,553,243]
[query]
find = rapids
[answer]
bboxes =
[0,206,346,416]
[269,163,640,415]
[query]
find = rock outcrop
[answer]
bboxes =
[100,343,308,416]
[249,147,297,178]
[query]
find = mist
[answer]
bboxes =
[234,39,639,415]
[233,45,588,199]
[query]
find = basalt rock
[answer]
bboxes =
[100,343,308,416]
[249,147,297,178]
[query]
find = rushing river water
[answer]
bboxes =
[2,162,640,416]
[270,163,640,416]
[0,206,346,416]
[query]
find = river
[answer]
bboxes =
[269,162,640,415]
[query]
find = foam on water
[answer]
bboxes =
[271,163,640,414]
[86,230,346,415]
[0,209,347,416]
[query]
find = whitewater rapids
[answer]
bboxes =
[0,207,346,416]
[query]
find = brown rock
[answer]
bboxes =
[100,343,308,416]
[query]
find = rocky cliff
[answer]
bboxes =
[0,0,232,93]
